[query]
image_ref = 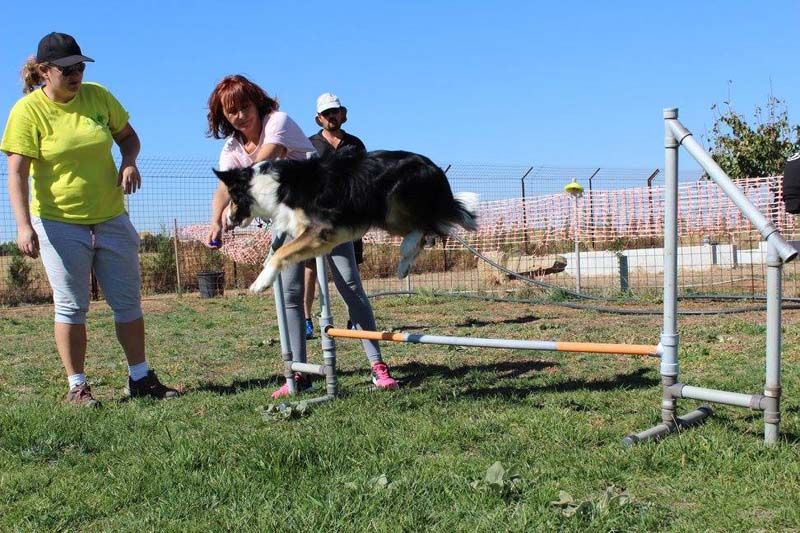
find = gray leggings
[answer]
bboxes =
[281,241,381,364]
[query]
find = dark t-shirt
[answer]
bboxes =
[309,131,366,158]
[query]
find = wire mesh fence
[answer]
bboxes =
[1,156,798,307]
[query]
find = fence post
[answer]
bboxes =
[442,165,451,273]
[616,252,629,292]
[587,168,600,248]
[173,218,182,297]
[520,166,533,254]
[646,169,660,234]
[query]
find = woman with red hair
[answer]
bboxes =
[205,75,398,398]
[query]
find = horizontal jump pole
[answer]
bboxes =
[325,327,660,357]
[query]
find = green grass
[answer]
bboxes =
[2,294,800,531]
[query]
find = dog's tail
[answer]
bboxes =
[451,192,479,232]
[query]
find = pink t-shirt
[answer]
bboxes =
[218,111,316,170]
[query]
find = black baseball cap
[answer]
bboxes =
[36,32,94,67]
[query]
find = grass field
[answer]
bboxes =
[1,292,800,531]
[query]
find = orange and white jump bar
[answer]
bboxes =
[324,326,660,357]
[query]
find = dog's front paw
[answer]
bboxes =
[249,266,278,293]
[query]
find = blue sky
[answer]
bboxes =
[2,0,799,169]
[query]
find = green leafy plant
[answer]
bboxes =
[704,94,800,180]
[199,245,224,272]
[550,485,632,518]
[258,401,310,421]
[469,461,524,499]
[343,473,395,493]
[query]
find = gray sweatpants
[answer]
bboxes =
[281,241,381,364]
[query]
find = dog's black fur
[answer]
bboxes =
[214,148,478,292]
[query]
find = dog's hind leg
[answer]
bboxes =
[397,230,425,279]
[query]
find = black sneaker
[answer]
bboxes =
[125,370,179,399]
[65,383,101,408]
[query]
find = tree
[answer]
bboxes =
[705,95,800,179]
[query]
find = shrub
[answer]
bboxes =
[7,247,33,290]
[140,233,177,294]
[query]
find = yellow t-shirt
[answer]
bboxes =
[0,82,129,224]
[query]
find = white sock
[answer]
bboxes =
[68,373,87,389]
[128,361,150,381]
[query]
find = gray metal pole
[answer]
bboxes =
[316,255,337,397]
[660,108,680,425]
[764,242,782,444]
[666,119,797,263]
[622,407,713,446]
[671,384,763,409]
[269,233,296,396]
[573,195,581,293]
[520,166,533,254]
[587,168,599,247]
[617,253,629,292]
[172,218,182,297]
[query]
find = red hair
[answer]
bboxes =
[206,75,279,141]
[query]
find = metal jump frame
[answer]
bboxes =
[276,107,796,445]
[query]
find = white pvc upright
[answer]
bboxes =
[626,107,795,446]
[660,108,680,423]
[764,243,782,444]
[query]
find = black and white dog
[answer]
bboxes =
[213,148,478,292]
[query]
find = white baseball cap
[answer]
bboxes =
[316,92,343,114]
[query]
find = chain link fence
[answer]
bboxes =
[2,157,798,307]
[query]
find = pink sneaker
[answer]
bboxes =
[271,373,313,399]
[371,362,399,390]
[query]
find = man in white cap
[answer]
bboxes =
[304,93,367,337]
[309,92,366,156]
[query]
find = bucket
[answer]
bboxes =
[198,271,225,298]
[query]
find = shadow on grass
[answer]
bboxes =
[192,378,279,395]
[716,412,800,445]
[452,313,541,328]
[189,361,659,402]
[391,361,659,401]
[391,314,541,331]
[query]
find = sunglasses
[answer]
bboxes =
[320,108,342,118]
[50,62,86,76]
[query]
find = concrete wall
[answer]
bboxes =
[560,241,767,278]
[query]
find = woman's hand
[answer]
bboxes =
[205,221,223,249]
[112,124,142,194]
[17,224,39,258]
[118,163,142,194]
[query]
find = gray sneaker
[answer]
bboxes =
[125,370,179,399]
[65,383,101,408]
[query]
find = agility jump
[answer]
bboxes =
[322,108,796,446]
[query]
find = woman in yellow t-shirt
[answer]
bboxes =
[1,32,177,406]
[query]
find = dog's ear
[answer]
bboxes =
[212,167,253,188]
[256,161,273,175]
